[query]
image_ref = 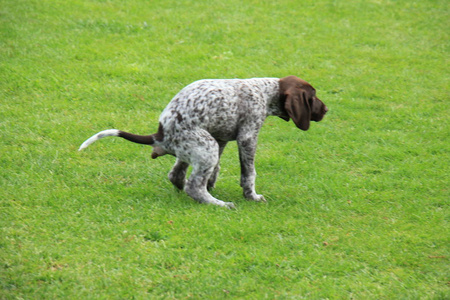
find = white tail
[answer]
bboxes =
[78,129,120,151]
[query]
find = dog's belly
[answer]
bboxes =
[208,123,239,142]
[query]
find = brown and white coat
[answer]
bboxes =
[79,76,328,208]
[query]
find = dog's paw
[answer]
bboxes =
[245,193,266,203]
[225,202,236,209]
[253,194,267,203]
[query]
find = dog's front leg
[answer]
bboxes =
[237,133,266,202]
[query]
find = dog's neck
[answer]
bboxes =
[265,79,288,119]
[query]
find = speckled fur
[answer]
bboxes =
[153,78,284,208]
[79,76,328,209]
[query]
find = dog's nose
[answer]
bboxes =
[324,106,329,113]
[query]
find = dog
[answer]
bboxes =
[79,76,328,208]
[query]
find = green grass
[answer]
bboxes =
[1,0,448,298]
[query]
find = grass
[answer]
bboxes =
[1,0,448,298]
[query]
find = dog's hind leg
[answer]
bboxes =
[168,159,189,190]
[179,130,235,209]
[207,141,227,191]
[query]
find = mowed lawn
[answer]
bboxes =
[1,0,448,298]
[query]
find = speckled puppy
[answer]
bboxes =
[79,76,328,209]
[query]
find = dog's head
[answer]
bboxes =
[279,75,328,131]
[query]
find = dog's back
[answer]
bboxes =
[159,78,279,141]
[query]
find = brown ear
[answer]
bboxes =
[284,89,311,131]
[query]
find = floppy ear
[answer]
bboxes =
[284,89,311,131]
